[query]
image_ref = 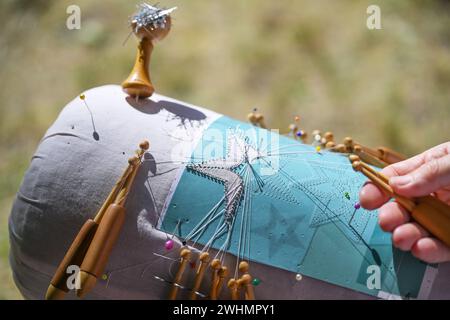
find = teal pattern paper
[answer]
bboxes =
[160,116,428,298]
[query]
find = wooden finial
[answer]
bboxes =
[248,108,267,129]
[122,5,176,99]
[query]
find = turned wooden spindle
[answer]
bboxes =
[122,6,175,99]
[209,259,221,300]
[189,252,210,300]
[216,266,228,298]
[169,248,192,300]
[227,278,240,300]
[248,109,267,129]
[209,259,228,300]
[322,131,334,146]
[237,261,255,300]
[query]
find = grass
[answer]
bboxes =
[0,0,449,299]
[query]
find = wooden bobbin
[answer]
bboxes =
[299,131,308,143]
[189,252,210,300]
[321,131,334,146]
[169,248,192,300]
[227,278,240,300]
[248,110,267,129]
[216,266,228,298]
[209,259,229,300]
[209,259,222,300]
[353,145,388,168]
[237,261,255,300]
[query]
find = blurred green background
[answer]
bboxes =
[0,0,449,299]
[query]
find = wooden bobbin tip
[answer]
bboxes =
[239,274,252,285]
[348,154,360,163]
[139,140,150,151]
[344,137,353,147]
[219,266,228,277]
[248,112,257,122]
[180,248,192,259]
[199,252,210,262]
[324,132,334,141]
[352,161,362,171]
[128,156,140,166]
[325,141,336,148]
[238,261,249,273]
[211,259,221,269]
[227,278,237,288]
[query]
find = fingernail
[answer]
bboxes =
[390,175,412,187]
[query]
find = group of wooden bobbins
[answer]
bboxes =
[348,154,450,248]
[169,248,255,300]
[46,140,150,300]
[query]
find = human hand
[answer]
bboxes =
[359,142,450,263]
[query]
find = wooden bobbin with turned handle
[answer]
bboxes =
[189,252,210,300]
[237,261,255,300]
[169,248,192,300]
[227,278,240,300]
[209,259,228,300]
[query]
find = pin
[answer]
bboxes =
[295,273,303,281]
[165,239,174,250]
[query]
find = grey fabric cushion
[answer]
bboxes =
[8,85,450,299]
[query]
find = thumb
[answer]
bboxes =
[389,154,450,197]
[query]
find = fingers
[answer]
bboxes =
[387,142,449,177]
[390,154,450,197]
[411,237,450,264]
[359,182,388,209]
[392,222,429,251]
[380,203,450,263]
[359,165,398,210]
[378,201,410,232]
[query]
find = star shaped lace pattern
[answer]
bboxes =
[186,129,376,245]
[274,153,377,243]
[186,132,247,222]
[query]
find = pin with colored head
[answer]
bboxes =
[122,4,177,99]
